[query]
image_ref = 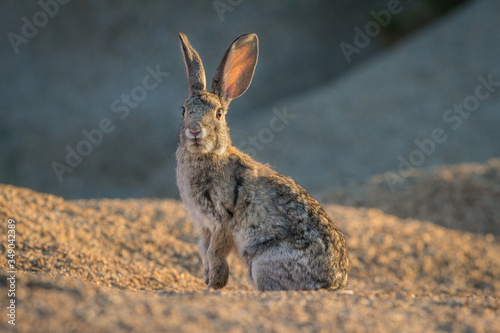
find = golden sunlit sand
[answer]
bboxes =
[1,160,499,332]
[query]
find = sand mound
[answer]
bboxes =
[1,182,499,332]
[327,158,500,235]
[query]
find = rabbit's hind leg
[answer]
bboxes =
[250,245,328,291]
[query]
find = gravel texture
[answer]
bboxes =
[1,161,499,332]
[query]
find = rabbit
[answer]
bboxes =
[176,33,349,291]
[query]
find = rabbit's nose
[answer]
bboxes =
[190,129,201,138]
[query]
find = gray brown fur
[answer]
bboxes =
[176,33,349,291]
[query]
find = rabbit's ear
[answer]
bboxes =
[211,34,258,101]
[179,33,206,93]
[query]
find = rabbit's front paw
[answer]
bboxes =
[208,261,229,289]
[203,267,210,285]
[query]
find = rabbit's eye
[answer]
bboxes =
[216,108,222,120]
[181,107,185,118]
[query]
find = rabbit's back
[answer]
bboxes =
[229,155,350,290]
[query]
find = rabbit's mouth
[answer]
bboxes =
[184,127,212,153]
[187,138,210,153]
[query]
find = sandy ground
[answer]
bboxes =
[1,160,500,332]
[326,158,500,235]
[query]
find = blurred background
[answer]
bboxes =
[1,0,498,200]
